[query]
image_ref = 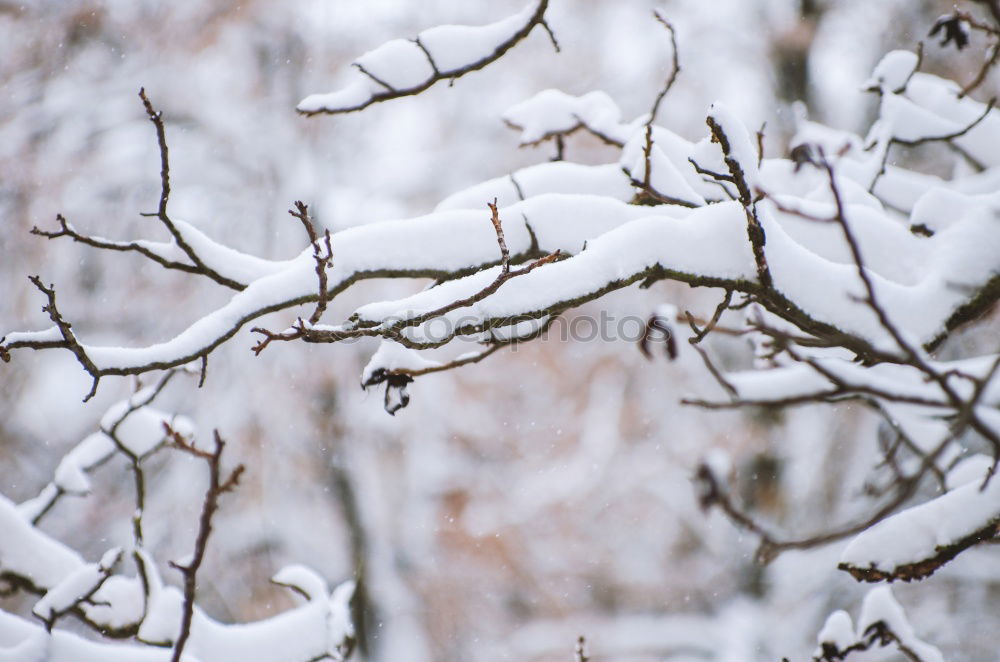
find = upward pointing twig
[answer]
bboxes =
[163,425,244,662]
[641,11,680,192]
[138,88,244,291]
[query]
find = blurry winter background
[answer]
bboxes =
[1,1,997,660]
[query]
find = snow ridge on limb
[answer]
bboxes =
[839,453,1000,582]
[297,0,556,116]
[813,587,943,662]
[19,371,194,525]
[1,193,679,394]
[344,202,754,343]
[683,89,1000,574]
[136,552,357,662]
[32,549,122,630]
[0,377,357,661]
[9,52,1000,408]
[0,608,193,661]
[502,89,634,148]
[435,161,635,211]
[29,215,289,292]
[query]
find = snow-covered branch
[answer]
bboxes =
[813,587,943,662]
[7,9,1000,646]
[297,0,557,116]
[0,382,356,661]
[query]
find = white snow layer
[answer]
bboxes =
[0,502,355,661]
[502,89,631,145]
[814,587,943,662]
[862,50,919,93]
[32,548,121,622]
[298,0,544,113]
[841,458,1000,578]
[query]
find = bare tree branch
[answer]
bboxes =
[163,425,245,662]
[30,214,214,280]
[138,88,246,291]
[27,275,101,401]
[706,116,772,289]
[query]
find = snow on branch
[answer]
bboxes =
[134,550,357,661]
[502,89,633,150]
[0,609,193,661]
[8,40,1000,414]
[2,192,690,397]
[7,7,1000,598]
[251,198,563,354]
[499,12,678,161]
[161,425,244,662]
[682,144,1000,573]
[297,0,556,116]
[0,384,357,660]
[812,587,943,662]
[32,548,122,632]
[435,161,635,211]
[839,453,1000,582]
[28,90,289,295]
[18,369,192,528]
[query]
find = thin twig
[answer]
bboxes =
[706,116,772,289]
[27,276,100,401]
[138,88,244,291]
[646,11,680,127]
[103,371,182,546]
[685,290,733,344]
[637,11,681,198]
[892,97,996,146]
[163,425,244,662]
